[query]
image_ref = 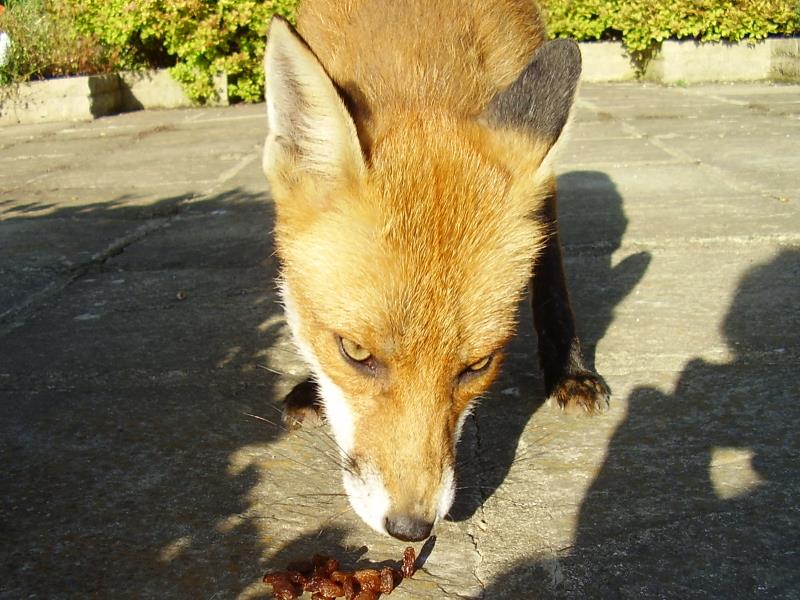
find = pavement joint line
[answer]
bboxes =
[563,233,800,254]
[559,158,694,169]
[215,153,258,185]
[568,135,639,141]
[678,87,750,107]
[0,213,178,338]
[0,170,56,195]
[122,180,220,189]
[467,412,489,598]
[578,94,785,199]
[0,153,74,163]
[86,218,172,264]
[56,125,137,135]
[574,97,605,114]
[190,113,265,125]
[0,276,77,336]
[616,120,773,199]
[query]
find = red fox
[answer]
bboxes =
[262,0,610,542]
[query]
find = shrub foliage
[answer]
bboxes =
[2,0,799,101]
[542,0,800,53]
[68,0,298,103]
[0,0,108,86]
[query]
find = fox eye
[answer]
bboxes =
[468,356,492,372]
[459,354,494,383]
[339,337,373,363]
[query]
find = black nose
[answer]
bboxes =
[384,514,433,541]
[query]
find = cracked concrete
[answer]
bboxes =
[2,82,800,599]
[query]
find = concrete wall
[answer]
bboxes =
[1,38,798,126]
[771,38,800,80]
[579,41,638,82]
[0,74,119,125]
[0,70,228,126]
[580,37,800,84]
[118,70,228,111]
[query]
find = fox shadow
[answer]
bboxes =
[480,249,800,598]
[449,170,651,522]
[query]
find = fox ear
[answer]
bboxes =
[482,39,581,149]
[263,17,365,185]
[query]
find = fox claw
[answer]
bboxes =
[548,371,610,416]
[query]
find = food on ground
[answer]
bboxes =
[263,547,416,599]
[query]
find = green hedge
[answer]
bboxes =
[4,1,799,101]
[542,0,800,54]
[68,0,298,103]
[82,0,797,103]
[0,0,108,86]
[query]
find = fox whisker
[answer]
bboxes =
[259,404,358,475]
[244,409,358,477]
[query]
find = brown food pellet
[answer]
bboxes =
[342,575,356,600]
[330,570,357,599]
[269,580,300,600]
[325,557,341,575]
[330,571,350,583]
[353,569,381,593]
[286,571,307,586]
[264,547,415,600]
[402,546,416,579]
[262,573,300,599]
[304,576,344,597]
[379,567,397,594]
[263,572,288,586]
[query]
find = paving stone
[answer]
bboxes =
[1,83,799,599]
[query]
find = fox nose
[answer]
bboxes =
[384,514,433,541]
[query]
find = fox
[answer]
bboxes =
[261,0,610,542]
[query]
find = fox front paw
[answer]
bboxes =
[548,371,610,416]
[282,378,324,429]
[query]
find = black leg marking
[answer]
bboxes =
[531,178,610,415]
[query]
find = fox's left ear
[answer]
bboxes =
[481,39,581,152]
[263,17,365,188]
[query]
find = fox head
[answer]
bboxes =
[262,17,580,541]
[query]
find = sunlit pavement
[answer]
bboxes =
[2,82,799,599]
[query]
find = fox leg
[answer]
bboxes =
[530,177,610,415]
[282,377,324,428]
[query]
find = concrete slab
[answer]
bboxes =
[1,83,799,599]
[0,70,230,126]
[579,42,638,82]
[0,74,121,125]
[646,40,773,83]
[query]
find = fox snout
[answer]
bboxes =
[385,514,434,543]
[342,449,456,541]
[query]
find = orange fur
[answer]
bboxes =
[296,0,545,150]
[264,0,561,532]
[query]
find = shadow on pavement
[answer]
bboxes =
[1,171,655,598]
[0,189,303,597]
[481,249,800,598]
[450,171,650,523]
